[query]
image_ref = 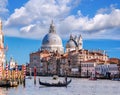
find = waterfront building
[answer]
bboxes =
[96,64,117,76]
[28,49,62,75]
[95,61,119,76]
[28,21,120,77]
[60,49,109,76]
[29,50,51,75]
[0,20,5,69]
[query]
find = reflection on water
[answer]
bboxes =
[0,77,120,95]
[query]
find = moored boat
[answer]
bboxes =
[0,80,18,87]
[0,80,10,87]
[10,81,18,87]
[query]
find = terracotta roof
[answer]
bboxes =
[84,59,105,63]
[109,58,120,64]
[89,51,103,56]
[30,50,50,55]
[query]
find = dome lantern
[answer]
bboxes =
[49,20,56,33]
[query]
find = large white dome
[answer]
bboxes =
[42,33,63,46]
[41,21,64,54]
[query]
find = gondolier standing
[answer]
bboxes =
[65,70,68,87]
[65,75,67,84]
[65,76,67,88]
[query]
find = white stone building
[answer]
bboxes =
[96,63,118,76]
[9,57,16,70]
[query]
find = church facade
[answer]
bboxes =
[28,21,120,77]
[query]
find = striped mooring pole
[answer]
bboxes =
[6,62,9,80]
[23,65,26,79]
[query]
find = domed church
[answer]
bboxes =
[66,34,83,52]
[41,21,64,54]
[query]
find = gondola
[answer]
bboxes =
[0,82,10,87]
[0,80,18,87]
[39,78,72,87]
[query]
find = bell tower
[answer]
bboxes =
[78,35,83,50]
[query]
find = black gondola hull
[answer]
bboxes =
[39,79,72,87]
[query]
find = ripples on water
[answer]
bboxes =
[0,77,120,95]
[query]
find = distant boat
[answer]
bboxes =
[112,74,120,81]
[112,78,120,81]
[39,76,72,87]
[89,77,97,80]
[89,74,97,81]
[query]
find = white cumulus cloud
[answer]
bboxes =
[57,8,120,39]
[3,0,120,40]
[0,0,8,18]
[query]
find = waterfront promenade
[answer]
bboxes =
[0,76,120,95]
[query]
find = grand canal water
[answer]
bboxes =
[0,77,120,95]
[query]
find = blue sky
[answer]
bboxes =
[0,0,120,64]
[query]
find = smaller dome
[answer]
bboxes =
[66,39,78,48]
